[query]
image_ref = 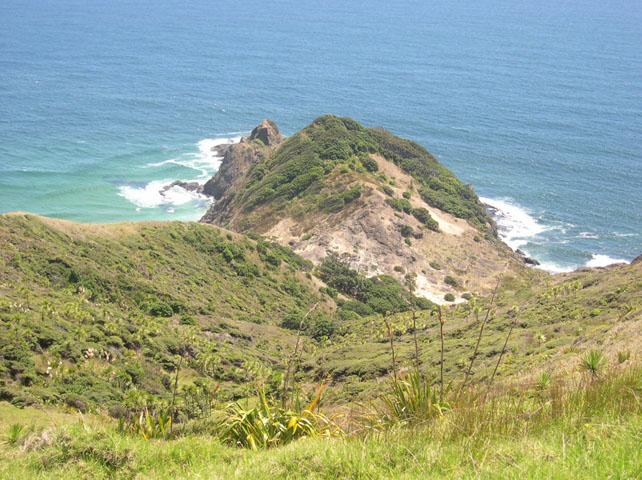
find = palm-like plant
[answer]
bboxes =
[376,370,449,425]
[2,424,26,446]
[536,371,551,391]
[582,349,606,377]
[118,407,174,440]
[218,385,341,450]
[535,333,547,347]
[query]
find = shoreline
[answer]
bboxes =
[482,197,632,274]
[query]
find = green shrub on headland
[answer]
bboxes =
[368,125,491,228]
[320,185,362,214]
[317,252,434,315]
[444,275,459,287]
[227,115,492,232]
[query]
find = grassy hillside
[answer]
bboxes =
[1,362,640,479]
[0,214,325,410]
[2,214,640,410]
[0,214,432,413]
[307,260,642,402]
[1,213,641,478]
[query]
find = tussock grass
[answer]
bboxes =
[1,363,640,479]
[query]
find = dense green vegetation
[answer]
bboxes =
[2,214,641,415]
[317,252,434,315]
[0,215,437,417]
[225,115,492,230]
[240,116,377,215]
[1,213,641,478]
[368,126,491,227]
[410,206,440,232]
[302,261,642,399]
[0,215,326,414]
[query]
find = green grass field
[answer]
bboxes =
[2,362,640,479]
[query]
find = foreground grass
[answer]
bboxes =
[1,415,640,479]
[2,364,641,479]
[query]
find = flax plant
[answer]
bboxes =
[218,385,342,450]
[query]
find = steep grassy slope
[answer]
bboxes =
[0,213,324,411]
[3,212,639,414]
[303,260,642,402]
[1,213,641,478]
[0,213,433,413]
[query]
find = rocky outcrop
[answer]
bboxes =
[202,119,283,201]
[200,120,284,223]
[160,181,204,195]
[248,119,283,147]
[516,249,541,266]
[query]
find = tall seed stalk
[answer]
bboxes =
[282,302,318,408]
[488,307,520,391]
[383,312,397,381]
[459,277,502,396]
[438,306,445,404]
[170,354,183,435]
[412,309,421,374]
[404,273,421,376]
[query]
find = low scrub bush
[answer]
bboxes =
[217,387,342,449]
[386,197,412,214]
[361,155,379,172]
[444,276,458,287]
[399,225,413,238]
[411,207,439,232]
[148,301,173,317]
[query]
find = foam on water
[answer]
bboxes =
[118,136,241,214]
[481,197,634,273]
[144,137,241,178]
[585,254,628,268]
[578,232,600,239]
[480,197,550,250]
[118,180,207,210]
[613,232,638,238]
[535,261,576,274]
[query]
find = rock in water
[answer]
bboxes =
[160,181,204,195]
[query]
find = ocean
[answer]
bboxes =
[1,0,640,273]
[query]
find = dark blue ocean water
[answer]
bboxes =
[1,0,641,272]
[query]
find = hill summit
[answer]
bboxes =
[200,115,529,303]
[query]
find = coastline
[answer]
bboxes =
[482,197,632,274]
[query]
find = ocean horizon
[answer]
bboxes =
[1,0,640,273]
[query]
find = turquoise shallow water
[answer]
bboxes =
[1,0,641,272]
